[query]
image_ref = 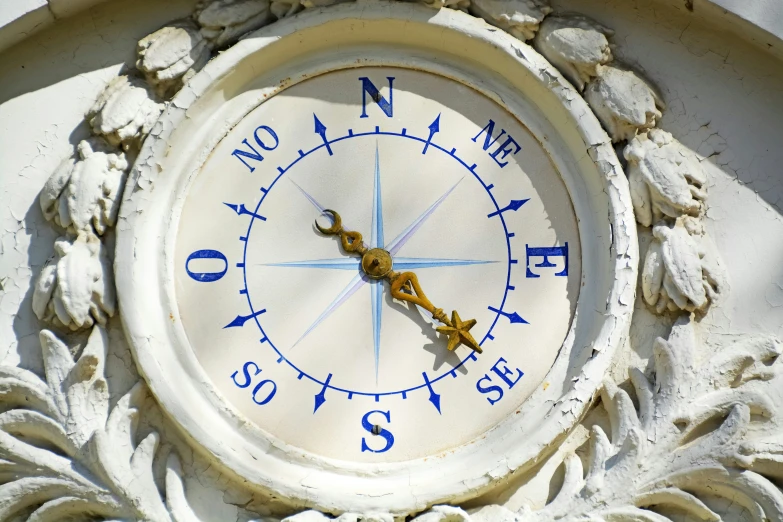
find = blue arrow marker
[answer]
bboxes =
[224,309,266,328]
[223,203,266,221]
[422,114,440,154]
[487,199,530,218]
[422,372,441,414]
[488,306,528,324]
[313,113,333,156]
[313,373,333,413]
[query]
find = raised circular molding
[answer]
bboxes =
[115,2,637,514]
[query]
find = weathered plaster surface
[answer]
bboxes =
[552,0,783,350]
[0,0,198,371]
[1,0,783,519]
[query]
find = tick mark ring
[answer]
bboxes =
[362,248,394,279]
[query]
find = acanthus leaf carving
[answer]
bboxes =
[87,75,164,151]
[12,0,767,519]
[0,327,200,522]
[32,232,116,331]
[39,326,109,448]
[469,0,552,42]
[534,15,614,91]
[511,317,783,521]
[272,320,783,522]
[137,19,211,99]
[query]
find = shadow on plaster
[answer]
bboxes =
[0,0,198,106]
[9,115,143,408]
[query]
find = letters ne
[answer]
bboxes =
[472,119,522,168]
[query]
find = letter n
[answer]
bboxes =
[472,119,506,152]
[232,139,264,173]
[359,77,394,118]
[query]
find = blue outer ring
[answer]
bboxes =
[240,127,514,400]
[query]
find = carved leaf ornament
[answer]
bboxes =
[10,0,773,519]
[0,327,199,521]
[519,318,783,521]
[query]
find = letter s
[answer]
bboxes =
[476,373,504,405]
[360,410,394,453]
[231,361,262,389]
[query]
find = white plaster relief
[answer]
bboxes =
[39,138,129,236]
[33,13,194,334]
[32,232,115,330]
[137,20,211,99]
[5,0,768,519]
[257,320,783,521]
[534,15,613,91]
[625,129,707,227]
[642,219,726,314]
[533,15,726,316]
[584,65,663,143]
[0,326,200,521]
[512,317,783,521]
[194,0,272,47]
[87,75,164,151]
[532,15,663,143]
[625,129,727,314]
[468,0,552,41]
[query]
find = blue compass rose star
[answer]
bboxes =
[267,143,494,381]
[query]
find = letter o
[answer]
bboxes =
[254,126,279,151]
[252,379,277,405]
[186,250,228,282]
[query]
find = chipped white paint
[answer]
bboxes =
[468,0,552,41]
[39,138,129,235]
[623,130,727,314]
[87,75,164,151]
[2,0,783,520]
[116,1,635,513]
[32,232,115,330]
[515,317,783,521]
[584,65,663,143]
[625,129,706,227]
[531,13,725,316]
[0,326,202,521]
[534,15,613,91]
[642,218,726,314]
[137,19,211,98]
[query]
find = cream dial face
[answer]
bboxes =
[174,67,580,463]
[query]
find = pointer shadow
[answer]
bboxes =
[383,289,468,376]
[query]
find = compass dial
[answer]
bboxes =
[174,67,581,462]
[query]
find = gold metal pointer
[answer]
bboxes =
[315,209,483,354]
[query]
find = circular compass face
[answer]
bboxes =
[174,67,581,462]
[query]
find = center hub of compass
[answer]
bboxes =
[361,248,394,279]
